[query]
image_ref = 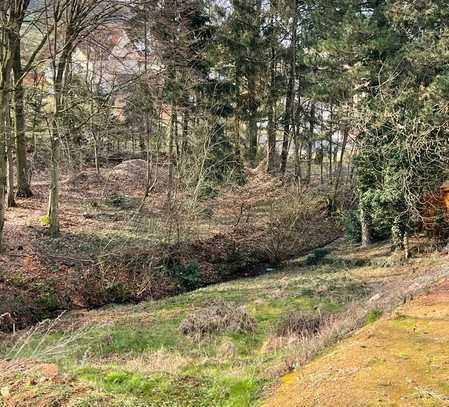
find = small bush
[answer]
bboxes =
[38,214,50,226]
[171,262,201,290]
[275,311,330,338]
[304,248,330,266]
[340,210,362,243]
[37,291,60,314]
[340,208,391,244]
[105,194,137,209]
[179,300,257,341]
[367,308,383,323]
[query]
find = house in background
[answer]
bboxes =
[72,24,149,121]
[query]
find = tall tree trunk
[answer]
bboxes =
[0,86,9,248]
[280,83,292,175]
[403,231,410,259]
[0,19,12,248]
[167,102,176,206]
[293,138,301,181]
[47,36,72,238]
[48,116,60,237]
[333,126,349,199]
[245,0,262,168]
[320,140,324,184]
[174,109,179,161]
[328,106,333,184]
[293,96,302,181]
[360,204,372,247]
[6,91,15,208]
[280,0,297,176]
[305,103,315,184]
[12,41,32,198]
[142,111,152,198]
[293,77,302,181]
[293,103,302,181]
[247,73,258,167]
[93,135,100,174]
[266,43,277,174]
[233,66,244,179]
[181,109,189,158]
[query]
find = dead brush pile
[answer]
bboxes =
[109,159,147,192]
[210,165,341,260]
[109,159,170,194]
[66,171,105,187]
[275,311,332,338]
[179,299,257,340]
[211,166,283,229]
[263,189,341,261]
[64,170,117,199]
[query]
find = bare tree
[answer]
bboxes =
[0,1,14,248]
[44,0,121,237]
[10,0,52,198]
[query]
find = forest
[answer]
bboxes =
[0,0,449,406]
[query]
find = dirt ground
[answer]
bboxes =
[262,277,449,407]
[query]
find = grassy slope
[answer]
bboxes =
[0,241,446,407]
[262,279,449,407]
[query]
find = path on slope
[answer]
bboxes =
[263,278,449,407]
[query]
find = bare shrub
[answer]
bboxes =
[66,171,105,188]
[179,300,257,340]
[275,311,330,338]
[264,189,339,261]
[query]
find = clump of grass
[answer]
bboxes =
[274,311,330,338]
[303,248,330,266]
[369,253,406,268]
[367,308,383,323]
[38,214,50,226]
[179,300,257,341]
[106,194,138,210]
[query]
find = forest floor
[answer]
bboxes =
[0,160,339,329]
[0,239,447,406]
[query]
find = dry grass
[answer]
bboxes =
[179,299,257,341]
[91,348,193,375]
[274,311,331,338]
[265,259,449,381]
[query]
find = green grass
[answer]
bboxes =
[1,243,385,406]
[87,318,183,356]
[367,308,383,323]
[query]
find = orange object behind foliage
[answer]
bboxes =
[441,181,449,210]
[420,182,449,233]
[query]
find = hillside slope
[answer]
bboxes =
[0,241,447,407]
[263,278,449,407]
